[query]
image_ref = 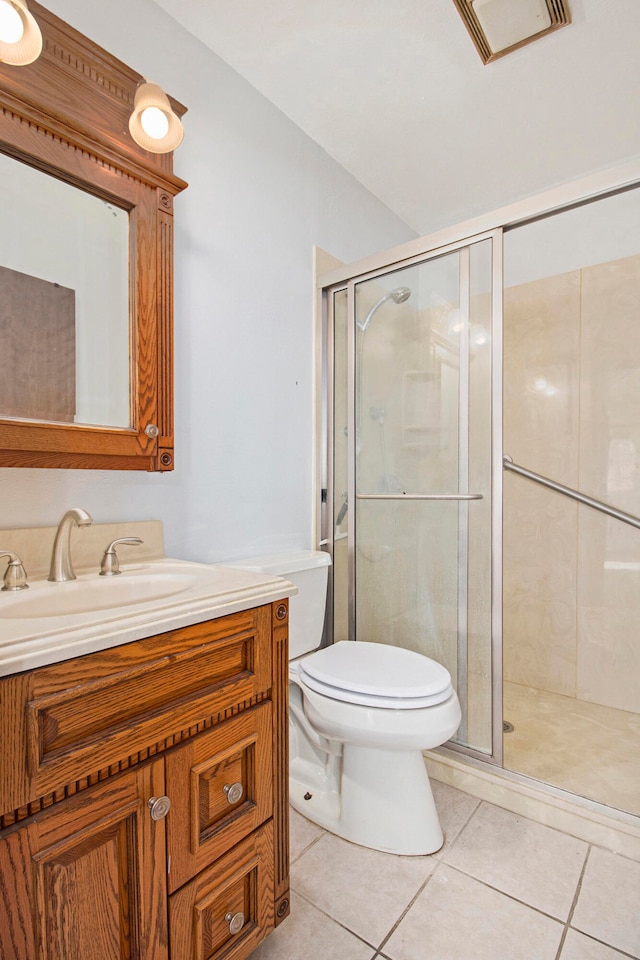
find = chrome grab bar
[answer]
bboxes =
[356,493,483,501]
[503,455,640,531]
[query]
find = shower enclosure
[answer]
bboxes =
[324,233,501,758]
[319,169,640,817]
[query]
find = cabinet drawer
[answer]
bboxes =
[166,702,273,893]
[2,606,273,809]
[169,821,274,960]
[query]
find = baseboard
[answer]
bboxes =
[426,747,640,862]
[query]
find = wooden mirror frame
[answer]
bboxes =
[0,2,187,471]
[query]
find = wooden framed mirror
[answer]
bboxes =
[0,1,187,470]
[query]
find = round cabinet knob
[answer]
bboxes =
[148,795,171,821]
[225,911,245,936]
[223,782,244,805]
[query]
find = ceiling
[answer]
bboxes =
[153,0,640,235]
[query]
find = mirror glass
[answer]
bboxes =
[0,153,130,429]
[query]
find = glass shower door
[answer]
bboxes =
[348,238,495,753]
[502,187,640,813]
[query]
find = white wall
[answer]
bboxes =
[0,0,416,563]
[505,187,640,288]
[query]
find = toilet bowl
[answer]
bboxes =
[227,550,461,855]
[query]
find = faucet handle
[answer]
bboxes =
[99,538,144,577]
[0,551,29,591]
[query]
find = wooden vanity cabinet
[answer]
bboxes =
[0,760,169,959]
[0,599,290,960]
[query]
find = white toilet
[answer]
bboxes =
[232,550,461,855]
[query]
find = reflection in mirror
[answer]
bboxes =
[0,153,130,428]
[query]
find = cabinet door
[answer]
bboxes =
[165,702,273,892]
[0,760,168,960]
[169,822,274,960]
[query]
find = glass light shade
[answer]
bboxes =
[0,0,42,65]
[0,0,24,43]
[129,81,184,154]
[140,106,169,140]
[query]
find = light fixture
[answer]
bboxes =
[452,0,571,63]
[128,81,184,154]
[0,0,42,66]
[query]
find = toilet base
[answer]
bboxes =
[290,745,444,856]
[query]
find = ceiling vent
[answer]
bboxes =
[452,0,571,63]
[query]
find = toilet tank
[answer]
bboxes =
[226,550,331,659]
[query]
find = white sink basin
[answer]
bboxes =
[0,557,296,679]
[0,570,197,619]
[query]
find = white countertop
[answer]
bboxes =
[0,558,296,676]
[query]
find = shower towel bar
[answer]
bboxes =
[355,493,483,501]
[503,455,640,531]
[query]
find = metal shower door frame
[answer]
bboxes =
[320,228,505,765]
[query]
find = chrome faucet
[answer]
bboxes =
[99,537,143,576]
[48,508,93,582]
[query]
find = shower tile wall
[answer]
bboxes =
[578,256,640,714]
[503,253,640,716]
[503,271,581,698]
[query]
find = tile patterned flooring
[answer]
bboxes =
[250,781,640,960]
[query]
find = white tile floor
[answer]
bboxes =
[250,781,640,960]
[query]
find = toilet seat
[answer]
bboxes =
[296,641,453,709]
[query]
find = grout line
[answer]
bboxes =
[292,859,445,955]
[461,786,638,851]
[586,838,640,866]
[428,787,484,863]
[443,793,483,851]
[437,862,571,928]
[564,842,591,928]
[289,829,326,865]
[557,844,639,959]
[563,931,640,960]
[375,861,443,954]
[553,843,592,960]
[288,813,640,960]
[291,887,381,951]
[289,809,475,954]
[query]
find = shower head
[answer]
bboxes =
[389,286,411,304]
[357,286,412,332]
